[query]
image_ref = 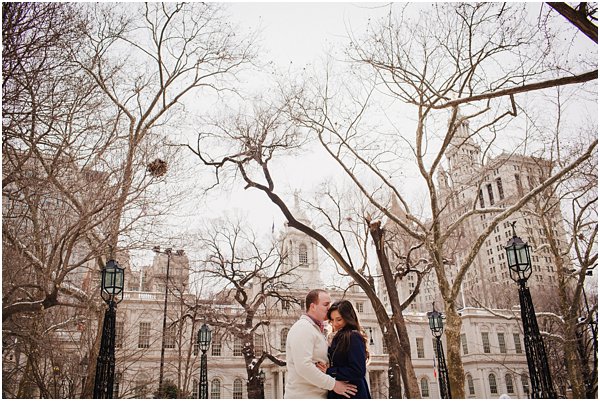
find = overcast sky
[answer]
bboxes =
[132,3,597,292]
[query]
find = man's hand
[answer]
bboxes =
[315,361,328,373]
[333,381,357,398]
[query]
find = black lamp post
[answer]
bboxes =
[427,304,451,399]
[258,369,266,399]
[197,323,212,399]
[154,247,185,395]
[93,259,124,398]
[505,222,556,398]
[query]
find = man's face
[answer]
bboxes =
[310,292,331,322]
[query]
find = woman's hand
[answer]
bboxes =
[315,361,329,373]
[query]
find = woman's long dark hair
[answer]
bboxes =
[327,300,369,361]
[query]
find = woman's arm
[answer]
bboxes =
[326,332,367,381]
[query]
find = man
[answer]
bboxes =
[285,289,358,399]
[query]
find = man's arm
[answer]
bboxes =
[288,325,336,391]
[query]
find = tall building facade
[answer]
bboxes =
[381,114,570,313]
[437,115,569,309]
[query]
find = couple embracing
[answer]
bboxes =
[285,289,371,399]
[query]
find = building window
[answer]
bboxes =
[194,343,199,356]
[164,325,176,349]
[481,332,490,353]
[515,174,523,196]
[281,300,290,310]
[211,378,221,399]
[281,328,289,350]
[233,378,243,399]
[496,178,504,200]
[138,322,151,349]
[420,377,430,397]
[233,337,243,356]
[489,373,498,394]
[497,333,506,353]
[115,321,124,348]
[521,374,530,396]
[255,333,264,355]
[513,333,522,354]
[382,336,388,354]
[479,189,485,208]
[467,374,475,395]
[356,302,364,313]
[505,374,514,394]
[487,184,495,205]
[192,379,198,398]
[114,370,122,398]
[432,338,438,358]
[212,336,222,356]
[461,333,468,355]
[416,338,425,358]
[298,244,308,265]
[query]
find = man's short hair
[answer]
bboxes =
[305,289,327,312]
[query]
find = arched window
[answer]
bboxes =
[233,378,243,399]
[466,374,475,396]
[281,328,289,350]
[505,374,514,394]
[420,377,429,397]
[521,373,530,397]
[210,378,221,399]
[489,373,498,394]
[299,244,308,265]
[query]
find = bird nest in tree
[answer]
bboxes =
[147,158,168,177]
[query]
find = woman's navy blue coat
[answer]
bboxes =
[326,330,371,399]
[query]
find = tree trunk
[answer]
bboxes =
[444,303,465,399]
[369,221,421,398]
[394,316,421,398]
[386,340,404,399]
[563,318,586,397]
[246,377,263,399]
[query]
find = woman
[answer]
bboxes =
[318,300,371,399]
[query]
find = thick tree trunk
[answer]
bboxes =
[444,303,465,399]
[246,377,263,399]
[386,341,404,398]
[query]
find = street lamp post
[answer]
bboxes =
[505,222,556,399]
[154,247,185,395]
[93,260,125,398]
[427,304,451,399]
[258,369,266,399]
[197,323,212,399]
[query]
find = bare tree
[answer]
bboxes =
[193,3,597,398]
[3,2,257,397]
[191,218,292,398]
[528,141,597,398]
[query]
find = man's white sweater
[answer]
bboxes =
[284,315,336,399]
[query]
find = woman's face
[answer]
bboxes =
[329,309,346,332]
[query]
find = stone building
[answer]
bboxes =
[107,213,532,399]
